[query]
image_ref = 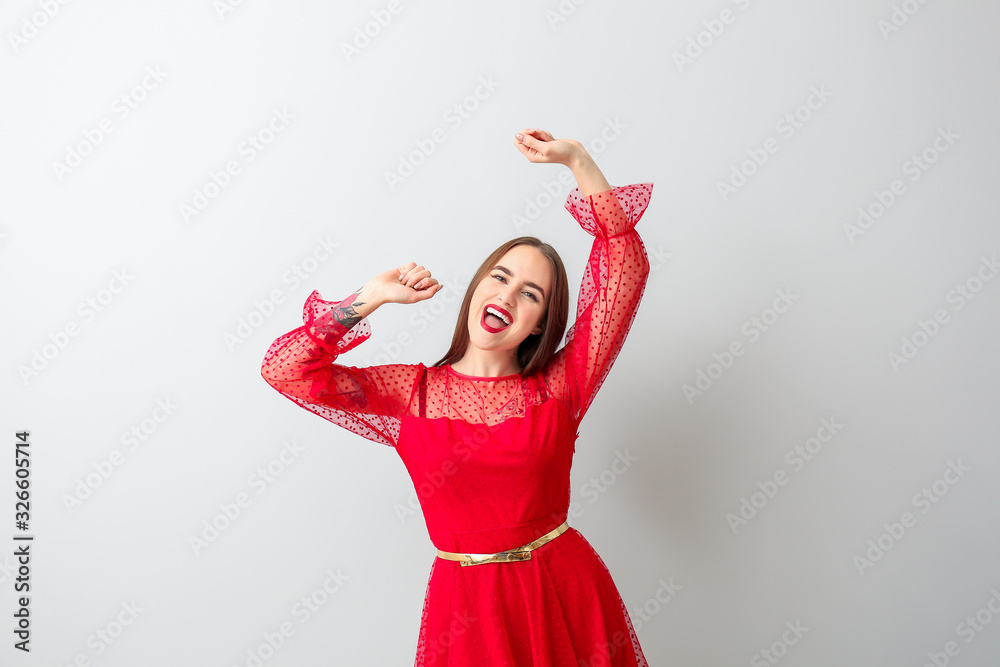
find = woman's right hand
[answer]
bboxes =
[370,262,444,305]
[513,128,583,166]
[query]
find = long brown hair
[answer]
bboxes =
[432,236,569,378]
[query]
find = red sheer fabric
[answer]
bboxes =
[261,183,653,666]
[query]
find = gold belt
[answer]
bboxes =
[436,521,570,567]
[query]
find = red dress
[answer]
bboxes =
[261,183,653,666]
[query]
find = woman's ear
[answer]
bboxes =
[532,308,548,336]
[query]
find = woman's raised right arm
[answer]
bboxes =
[260,280,383,394]
[260,263,442,448]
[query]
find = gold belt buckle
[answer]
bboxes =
[437,521,569,567]
[460,549,532,567]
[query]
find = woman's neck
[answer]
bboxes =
[450,349,520,378]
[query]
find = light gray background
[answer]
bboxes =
[3,1,999,665]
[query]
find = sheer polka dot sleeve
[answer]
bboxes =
[260,290,422,447]
[542,183,653,429]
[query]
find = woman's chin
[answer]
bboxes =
[468,329,519,352]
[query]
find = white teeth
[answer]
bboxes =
[486,306,511,325]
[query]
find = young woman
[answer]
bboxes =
[261,128,653,666]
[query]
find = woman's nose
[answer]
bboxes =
[495,286,514,306]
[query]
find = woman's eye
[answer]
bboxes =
[493,275,537,301]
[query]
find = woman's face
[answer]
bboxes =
[466,244,553,355]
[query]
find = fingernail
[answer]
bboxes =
[515,133,523,141]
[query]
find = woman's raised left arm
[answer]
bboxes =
[513,128,653,428]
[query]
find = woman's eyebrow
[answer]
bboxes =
[493,265,546,299]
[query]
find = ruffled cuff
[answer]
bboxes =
[301,290,372,359]
[564,183,653,238]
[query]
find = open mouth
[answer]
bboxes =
[481,304,512,333]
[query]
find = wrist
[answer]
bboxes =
[359,281,385,309]
[567,145,612,197]
[566,141,590,171]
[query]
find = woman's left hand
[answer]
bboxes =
[513,129,582,166]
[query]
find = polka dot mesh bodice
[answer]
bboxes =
[261,183,653,666]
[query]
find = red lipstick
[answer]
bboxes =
[480,304,512,333]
